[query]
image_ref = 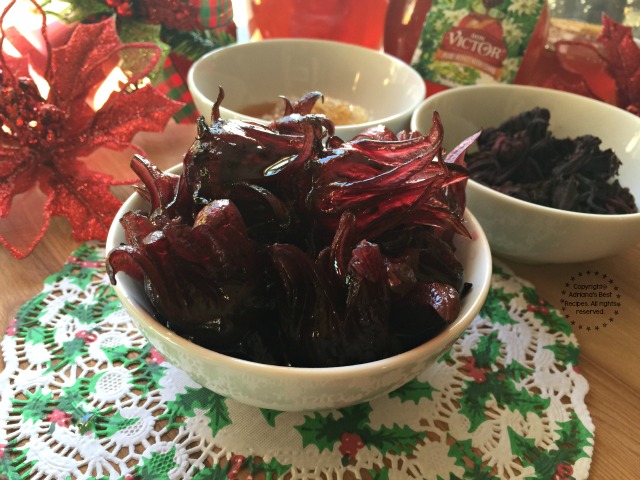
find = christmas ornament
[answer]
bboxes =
[43,0,237,123]
[0,3,183,258]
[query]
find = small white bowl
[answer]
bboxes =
[187,39,426,140]
[411,84,640,264]
[106,182,491,412]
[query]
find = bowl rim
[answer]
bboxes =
[187,37,427,132]
[106,173,492,379]
[411,84,640,221]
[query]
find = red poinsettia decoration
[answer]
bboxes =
[0,10,182,258]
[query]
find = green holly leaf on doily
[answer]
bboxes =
[473,331,503,369]
[190,465,233,480]
[12,388,54,423]
[95,411,140,437]
[132,357,167,392]
[366,423,426,455]
[159,386,231,436]
[504,360,534,382]
[521,287,573,336]
[481,287,518,325]
[366,468,391,480]
[24,324,49,345]
[459,370,550,432]
[102,344,131,363]
[60,295,123,325]
[296,403,372,452]
[545,342,581,367]
[389,378,438,404]
[11,292,55,347]
[295,403,424,456]
[189,456,290,480]
[46,263,100,290]
[260,408,283,427]
[0,443,36,480]
[448,438,499,480]
[249,457,292,478]
[132,447,178,480]
[49,337,89,372]
[58,383,91,420]
[508,412,592,479]
[492,264,512,279]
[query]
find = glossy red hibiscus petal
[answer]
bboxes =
[130,154,181,215]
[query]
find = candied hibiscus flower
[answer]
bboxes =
[108,90,478,366]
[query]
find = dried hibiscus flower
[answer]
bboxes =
[107,90,478,367]
[465,107,637,214]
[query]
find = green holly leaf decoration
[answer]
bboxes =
[46,263,98,290]
[389,378,438,404]
[190,465,229,480]
[260,408,283,427]
[460,371,550,432]
[12,388,53,423]
[492,265,511,278]
[473,331,503,369]
[504,360,534,382]
[60,293,122,326]
[554,412,593,462]
[365,423,426,455]
[481,287,518,325]
[102,344,131,363]
[249,456,291,479]
[448,438,499,480]
[24,325,49,345]
[521,287,572,336]
[13,292,50,340]
[508,413,592,480]
[366,468,391,480]
[132,359,166,393]
[95,411,140,438]
[545,342,580,367]
[58,383,91,421]
[0,443,36,480]
[295,402,424,456]
[295,403,371,452]
[49,337,88,372]
[295,411,348,452]
[159,386,231,436]
[133,447,178,480]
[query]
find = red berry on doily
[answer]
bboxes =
[338,432,365,459]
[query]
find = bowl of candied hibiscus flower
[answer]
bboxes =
[106,91,492,412]
[412,84,640,264]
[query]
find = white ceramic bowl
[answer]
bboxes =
[411,84,640,264]
[106,187,491,411]
[187,39,426,140]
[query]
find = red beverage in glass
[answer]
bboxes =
[249,0,389,50]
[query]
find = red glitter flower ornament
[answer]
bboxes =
[0,6,183,258]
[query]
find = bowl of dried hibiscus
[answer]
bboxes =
[412,84,640,264]
[106,90,491,412]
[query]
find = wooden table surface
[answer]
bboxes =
[1,121,639,479]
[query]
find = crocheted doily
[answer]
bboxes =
[0,243,594,479]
